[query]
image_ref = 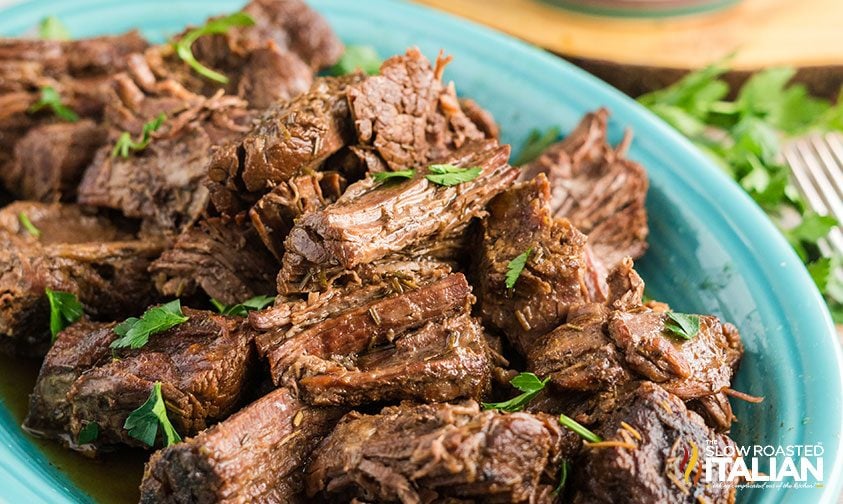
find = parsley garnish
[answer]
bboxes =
[513,127,561,165]
[482,372,548,412]
[425,164,482,187]
[18,212,41,238]
[28,86,78,122]
[211,295,274,317]
[505,247,532,289]
[38,16,70,40]
[110,300,189,350]
[112,113,166,158]
[372,169,415,184]
[663,312,701,340]
[124,382,181,447]
[77,422,99,445]
[329,45,382,76]
[45,289,84,342]
[174,12,255,84]
[554,460,571,496]
[558,414,602,443]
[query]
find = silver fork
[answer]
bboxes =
[783,133,843,257]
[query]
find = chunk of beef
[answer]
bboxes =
[347,47,485,171]
[472,174,601,355]
[306,401,573,503]
[23,320,116,445]
[0,201,136,245]
[64,308,257,451]
[519,109,649,270]
[249,171,347,261]
[278,140,517,292]
[460,98,499,139]
[149,217,277,305]
[258,272,472,387]
[298,313,492,406]
[571,382,737,504]
[140,387,344,503]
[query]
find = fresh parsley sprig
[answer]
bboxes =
[45,289,84,341]
[329,45,382,76]
[112,113,166,158]
[425,164,482,186]
[124,382,181,447]
[173,12,255,84]
[110,300,189,350]
[505,247,532,289]
[18,212,41,238]
[28,86,78,122]
[38,16,70,40]
[513,127,561,165]
[372,169,415,184]
[663,312,701,340]
[77,422,100,445]
[482,372,548,412]
[558,413,602,443]
[211,295,274,317]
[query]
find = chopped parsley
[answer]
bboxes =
[124,382,181,447]
[28,86,78,122]
[558,414,602,443]
[174,12,255,84]
[110,300,189,350]
[505,247,532,289]
[482,372,548,412]
[425,164,482,187]
[38,16,70,40]
[77,422,99,445]
[329,45,382,76]
[45,289,84,341]
[372,169,415,184]
[112,113,166,158]
[554,460,571,496]
[17,212,41,238]
[513,126,561,165]
[663,312,701,340]
[211,295,274,317]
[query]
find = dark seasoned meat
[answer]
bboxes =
[0,201,136,245]
[306,401,573,503]
[23,320,116,444]
[259,272,472,387]
[460,98,499,139]
[472,174,601,355]
[64,308,257,451]
[298,313,492,406]
[278,140,517,292]
[208,74,362,213]
[149,217,277,305]
[0,205,162,356]
[572,382,737,504]
[347,47,485,171]
[140,387,344,504]
[519,109,649,270]
[249,171,346,261]
[2,120,106,202]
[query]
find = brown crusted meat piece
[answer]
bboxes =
[64,308,257,452]
[347,47,485,171]
[149,217,277,306]
[460,98,499,139]
[519,109,649,270]
[306,401,575,503]
[140,387,344,504]
[249,171,346,260]
[472,174,602,355]
[572,382,737,504]
[298,313,492,406]
[278,140,517,292]
[0,201,136,244]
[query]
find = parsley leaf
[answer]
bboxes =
[45,289,84,341]
[211,295,274,317]
[38,16,70,40]
[124,382,181,447]
[513,127,561,165]
[77,422,99,445]
[18,212,41,238]
[28,86,78,122]
[372,169,415,184]
[329,45,382,76]
[174,12,255,84]
[783,212,838,261]
[111,113,166,158]
[425,164,482,187]
[554,460,571,496]
[110,300,189,350]
[558,414,602,443]
[663,312,701,340]
[482,372,548,412]
[505,247,532,289]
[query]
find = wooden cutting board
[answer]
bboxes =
[412,0,843,98]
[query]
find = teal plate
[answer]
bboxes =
[1,1,842,503]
